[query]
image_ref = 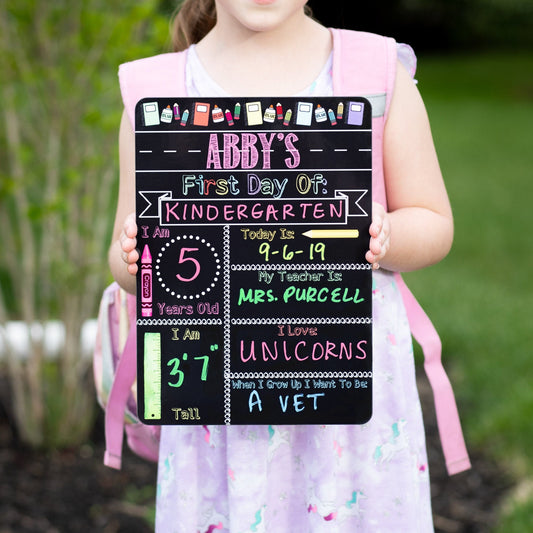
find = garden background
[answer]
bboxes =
[1,1,532,531]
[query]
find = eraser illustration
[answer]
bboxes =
[173,102,180,121]
[264,104,276,123]
[212,105,224,123]
[283,108,292,126]
[142,101,160,126]
[276,102,283,119]
[296,101,313,126]
[245,101,263,126]
[225,109,234,126]
[180,109,189,126]
[346,101,365,126]
[193,102,211,126]
[314,104,327,123]
[336,101,344,120]
[161,105,173,123]
[234,102,241,120]
[328,108,337,125]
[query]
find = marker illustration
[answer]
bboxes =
[141,244,153,317]
[327,108,337,125]
[283,108,292,126]
[302,229,359,239]
[173,102,181,121]
[276,102,283,119]
[234,102,241,120]
[336,101,344,120]
[225,109,234,126]
[180,109,190,126]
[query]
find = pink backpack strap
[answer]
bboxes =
[108,50,189,469]
[394,274,470,475]
[332,28,470,475]
[104,292,137,469]
[119,50,188,128]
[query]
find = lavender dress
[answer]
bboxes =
[155,45,433,533]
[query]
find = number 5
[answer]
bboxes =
[176,247,200,282]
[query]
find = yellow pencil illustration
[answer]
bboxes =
[302,229,359,239]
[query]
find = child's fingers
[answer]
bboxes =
[121,235,137,253]
[369,235,382,256]
[127,248,139,264]
[365,249,381,270]
[123,212,137,238]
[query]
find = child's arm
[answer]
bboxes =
[108,110,138,294]
[366,61,453,272]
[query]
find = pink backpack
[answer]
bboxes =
[97,28,470,475]
[93,282,160,469]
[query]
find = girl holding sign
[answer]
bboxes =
[109,0,469,531]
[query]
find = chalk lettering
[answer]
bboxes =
[205,133,295,170]
[232,379,256,389]
[157,302,194,315]
[247,174,288,198]
[279,393,325,412]
[282,286,364,304]
[240,339,367,362]
[172,407,201,420]
[182,174,240,196]
[241,228,277,241]
[248,390,263,412]
[237,288,277,305]
[160,199,345,225]
[295,173,326,195]
[278,271,324,283]
[284,133,300,168]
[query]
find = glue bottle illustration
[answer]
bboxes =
[161,105,173,123]
[314,104,327,123]
[212,105,224,123]
[264,104,276,123]
[180,109,189,126]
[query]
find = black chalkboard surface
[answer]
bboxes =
[135,96,373,425]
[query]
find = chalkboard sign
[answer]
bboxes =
[135,96,373,425]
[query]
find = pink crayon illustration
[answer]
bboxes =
[141,244,153,317]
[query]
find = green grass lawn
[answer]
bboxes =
[404,51,533,531]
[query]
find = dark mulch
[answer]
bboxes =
[0,372,513,533]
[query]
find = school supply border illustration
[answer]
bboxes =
[135,96,373,425]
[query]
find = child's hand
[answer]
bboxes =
[119,212,139,275]
[366,202,390,270]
